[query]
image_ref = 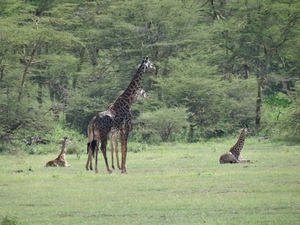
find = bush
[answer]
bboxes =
[1,216,24,225]
[140,107,188,142]
[278,103,300,142]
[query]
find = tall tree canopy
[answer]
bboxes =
[1,0,300,144]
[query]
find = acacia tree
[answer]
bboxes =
[209,0,300,131]
[0,0,83,142]
[2,0,300,145]
[155,57,256,140]
[65,0,205,133]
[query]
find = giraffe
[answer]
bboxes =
[108,87,147,170]
[219,125,251,164]
[89,57,154,173]
[86,88,148,171]
[45,137,70,167]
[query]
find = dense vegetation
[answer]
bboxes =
[1,0,300,150]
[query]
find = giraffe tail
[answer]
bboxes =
[91,140,97,158]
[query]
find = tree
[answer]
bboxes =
[1,0,300,145]
[140,107,188,142]
[155,57,256,140]
[0,0,82,142]
[209,0,300,131]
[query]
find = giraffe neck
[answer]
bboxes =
[114,68,144,109]
[59,138,67,157]
[229,128,247,159]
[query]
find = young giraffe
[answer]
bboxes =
[90,57,154,173]
[45,137,70,167]
[86,88,148,171]
[219,125,251,164]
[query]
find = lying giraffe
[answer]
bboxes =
[45,137,70,167]
[219,125,251,164]
[86,87,148,171]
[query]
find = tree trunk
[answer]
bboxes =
[255,81,262,130]
[18,36,41,102]
[256,44,271,131]
[189,123,195,142]
[37,82,43,105]
[73,47,86,89]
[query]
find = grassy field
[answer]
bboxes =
[0,138,299,225]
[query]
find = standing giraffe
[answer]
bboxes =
[45,137,70,167]
[219,125,251,164]
[89,57,154,173]
[86,87,148,171]
[108,87,148,170]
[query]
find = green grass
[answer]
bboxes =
[0,138,299,224]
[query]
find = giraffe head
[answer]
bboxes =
[61,137,68,145]
[137,56,155,72]
[61,137,68,141]
[136,87,148,99]
[244,125,252,134]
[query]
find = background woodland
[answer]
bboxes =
[1,0,300,150]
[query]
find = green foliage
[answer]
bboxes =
[155,58,256,138]
[264,93,292,108]
[127,142,149,153]
[261,88,299,141]
[140,107,188,142]
[1,0,300,147]
[1,216,23,225]
[279,104,300,142]
[262,93,293,131]
[276,83,300,142]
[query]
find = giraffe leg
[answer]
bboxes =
[120,131,128,174]
[238,159,251,163]
[110,135,115,170]
[115,135,121,170]
[95,141,99,173]
[88,148,93,170]
[100,139,112,174]
[86,143,92,170]
[85,154,89,170]
[86,141,95,170]
[89,152,93,170]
